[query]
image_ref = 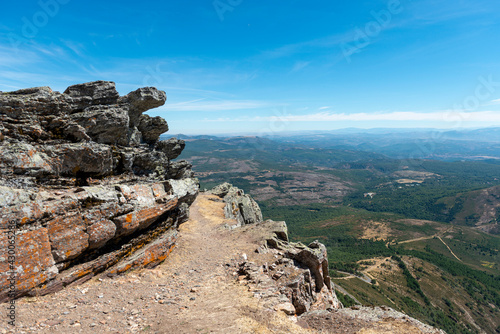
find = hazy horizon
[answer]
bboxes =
[168,126,500,137]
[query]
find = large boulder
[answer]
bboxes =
[137,114,169,144]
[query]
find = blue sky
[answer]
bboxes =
[1,0,500,134]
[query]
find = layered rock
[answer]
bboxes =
[0,81,198,302]
[210,184,340,315]
[209,182,263,227]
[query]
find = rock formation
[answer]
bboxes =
[209,185,445,333]
[209,182,263,227]
[209,183,341,315]
[0,81,198,302]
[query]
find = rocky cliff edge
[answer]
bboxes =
[207,183,444,333]
[0,81,199,302]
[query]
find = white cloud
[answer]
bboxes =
[162,99,272,112]
[291,61,311,72]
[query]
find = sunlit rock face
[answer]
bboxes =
[0,81,198,302]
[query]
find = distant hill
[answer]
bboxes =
[266,127,500,161]
[438,185,500,234]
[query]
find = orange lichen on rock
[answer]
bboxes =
[113,198,178,237]
[47,214,89,262]
[0,228,57,301]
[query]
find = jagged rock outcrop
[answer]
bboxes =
[212,185,444,333]
[237,223,341,316]
[210,184,340,315]
[0,81,199,302]
[209,182,263,226]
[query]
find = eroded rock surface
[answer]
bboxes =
[210,184,340,315]
[209,182,263,226]
[0,81,198,302]
[212,184,444,334]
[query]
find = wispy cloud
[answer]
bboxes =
[161,99,273,112]
[291,61,311,72]
[255,32,351,61]
[60,40,87,57]
[409,0,494,26]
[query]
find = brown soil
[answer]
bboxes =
[360,221,391,241]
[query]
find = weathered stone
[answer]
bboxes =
[167,160,194,179]
[165,178,199,205]
[151,183,168,200]
[63,81,119,111]
[0,186,33,208]
[224,186,340,315]
[0,86,68,119]
[275,302,296,315]
[0,228,57,302]
[156,138,185,160]
[84,207,117,250]
[113,198,178,237]
[0,81,183,181]
[210,183,263,227]
[127,127,142,146]
[44,116,91,142]
[0,203,45,230]
[124,87,166,126]
[107,229,177,275]
[44,143,114,177]
[132,150,169,176]
[116,184,156,207]
[84,186,119,203]
[47,214,89,262]
[209,182,234,197]
[288,240,331,292]
[137,114,169,144]
[262,220,288,242]
[0,142,54,176]
[70,105,129,145]
[40,197,80,219]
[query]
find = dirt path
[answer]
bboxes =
[386,227,454,247]
[150,193,303,333]
[334,271,373,284]
[392,236,434,245]
[437,236,462,262]
[10,193,307,334]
